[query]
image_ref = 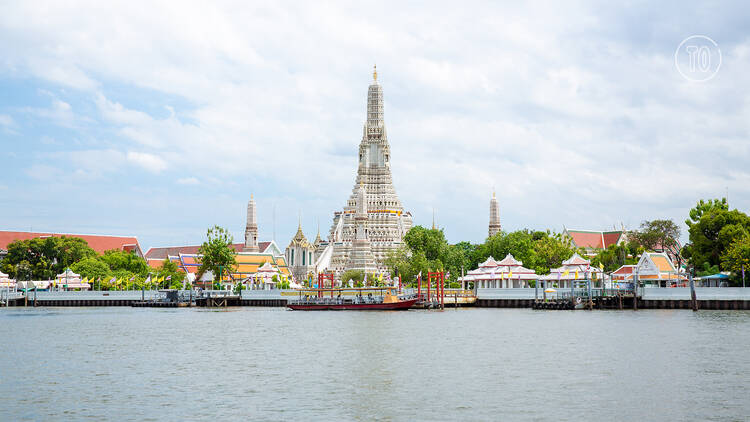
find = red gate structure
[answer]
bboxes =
[427,271,445,309]
[317,272,335,298]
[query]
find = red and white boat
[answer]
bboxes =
[287,287,417,311]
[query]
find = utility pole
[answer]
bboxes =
[633,268,638,311]
[689,268,698,312]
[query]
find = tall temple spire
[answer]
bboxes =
[325,67,413,279]
[489,191,501,238]
[244,194,259,252]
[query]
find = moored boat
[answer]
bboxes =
[287,287,417,311]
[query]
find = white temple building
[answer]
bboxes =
[316,67,413,279]
[461,254,538,288]
[541,253,603,288]
[286,222,315,282]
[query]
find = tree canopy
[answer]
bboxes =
[720,235,750,276]
[1,236,97,280]
[385,226,580,286]
[682,201,750,273]
[590,242,642,272]
[686,198,728,228]
[197,225,238,281]
[629,219,680,252]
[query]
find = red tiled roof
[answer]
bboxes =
[147,258,164,269]
[566,230,623,249]
[567,231,603,249]
[602,232,622,248]
[146,241,276,259]
[612,265,634,275]
[0,231,142,257]
[146,243,246,260]
[258,241,272,252]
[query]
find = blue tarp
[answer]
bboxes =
[701,273,729,280]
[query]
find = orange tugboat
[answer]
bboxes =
[287,287,418,311]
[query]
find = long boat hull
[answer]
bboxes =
[287,298,418,311]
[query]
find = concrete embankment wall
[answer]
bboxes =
[13,290,289,307]
[20,291,159,306]
[476,288,750,310]
[639,288,750,310]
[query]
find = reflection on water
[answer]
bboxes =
[1,308,749,421]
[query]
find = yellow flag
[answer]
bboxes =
[82,277,88,284]
[508,270,513,278]
[575,270,579,279]
[562,269,570,277]
[599,262,604,271]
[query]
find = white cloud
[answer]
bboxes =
[177,177,200,185]
[1,1,749,247]
[0,114,13,127]
[126,151,167,173]
[0,113,16,134]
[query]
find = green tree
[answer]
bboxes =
[3,236,96,279]
[71,257,110,281]
[475,230,536,271]
[156,259,185,289]
[590,242,641,272]
[532,231,578,274]
[686,198,728,227]
[197,225,238,282]
[340,270,364,286]
[721,236,750,280]
[442,244,470,281]
[100,249,149,276]
[403,226,447,261]
[629,219,680,252]
[682,205,750,272]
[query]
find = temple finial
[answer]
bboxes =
[373,64,377,81]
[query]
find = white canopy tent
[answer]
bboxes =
[55,269,90,291]
[460,254,539,288]
[0,271,14,290]
[541,253,603,289]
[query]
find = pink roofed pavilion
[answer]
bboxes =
[542,253,603,289]
[461,254,538,288]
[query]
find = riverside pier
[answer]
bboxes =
[3,287,750,310]
[476,287,750,310]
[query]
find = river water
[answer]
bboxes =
[1,307,748,421]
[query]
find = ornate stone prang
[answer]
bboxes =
[325,68,413,279]
[489,191,501,238]
[244,194,259,252]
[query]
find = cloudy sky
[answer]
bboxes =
[1,1,748,251]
